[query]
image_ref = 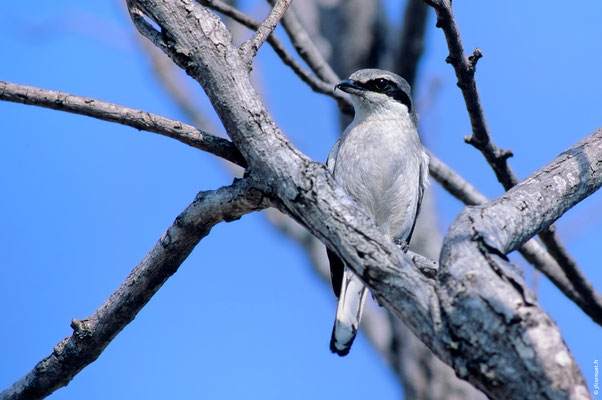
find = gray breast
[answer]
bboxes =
[332,119,422,241]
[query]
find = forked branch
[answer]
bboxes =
[421,0,599,321]
[239,0,293,62]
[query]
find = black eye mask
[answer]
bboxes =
[361,78,413,112]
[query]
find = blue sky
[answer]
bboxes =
[1,1,601,399]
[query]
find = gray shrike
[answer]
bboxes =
[327,69,429,356]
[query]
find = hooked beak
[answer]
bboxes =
[335,79,364,94]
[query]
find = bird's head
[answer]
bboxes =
[335,69,414,120]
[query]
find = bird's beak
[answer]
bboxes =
[335,79,364,94]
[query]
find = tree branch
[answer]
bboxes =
[438,128,601,398]
[422,0,515,188]
[421,0,590,316]
[239,0,293,63]
[197,0,352,114]
[427,151,487,205]
[461,128,602,260]
[0,80,246,167]
[0,178,269,400]
[428,151,602,325]
[125,1,594,397]
[537,228,602,323]
[268,0,340,85]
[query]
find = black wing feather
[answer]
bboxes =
[327,248,345,298]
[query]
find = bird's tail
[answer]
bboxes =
[330,267,368,356]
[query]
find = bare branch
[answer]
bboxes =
[291,0,388,131]
[0,178,269,400]
[537,228,602,323]
[422,0,516,188]
[427,151,487,205]
[267,185,485,400]
[439,128,602,398]
[428,150,602,325]
[421,0,589,313]
[0,80,246,167]
[268,0,340,84]
[197,0,352,114]
[239,0,293,62]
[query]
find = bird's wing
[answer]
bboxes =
[325,137,345,297]
[405,151,430,245]
[327,248,345,298]
[326,138,341,173]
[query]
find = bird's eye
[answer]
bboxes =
[371,79,391,91]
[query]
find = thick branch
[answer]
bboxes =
[462,128,602,258]
[0,178,268,400]
[265,210,481,400]
[438,128,602,398]
[0,80,246,167]
[429,151,602,325]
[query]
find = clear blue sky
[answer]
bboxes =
[1,1,600,399]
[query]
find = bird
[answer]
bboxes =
[327,69,429,356]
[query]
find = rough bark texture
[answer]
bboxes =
[429,151,602,325]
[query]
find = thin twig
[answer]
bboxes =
[427,150,487,205]
[198,0,352,114]
[0,80,246,167]
[422,0,516,189]
[422,0,594,313]
[239,0,293,62]
[0,178,269,400]
[538,229,602,323]
[267,0,340,84]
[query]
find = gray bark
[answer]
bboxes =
[0,80,245,166]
